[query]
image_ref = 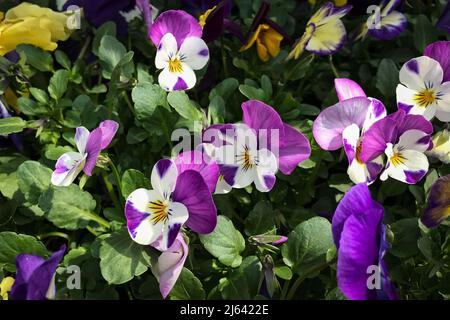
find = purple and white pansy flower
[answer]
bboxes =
[202,100,311,193]
[51,120,119,187]
[125,154,218,251]
[359,110,433,184]
[313,78,386,184]
[396,56,450,121]
[150,10,209,91]
[365,0,406,40]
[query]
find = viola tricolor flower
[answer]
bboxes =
[125,153,218,251]
[287,2,352,60]
[313,79,386,184]
[421,175,450,228]
[203,100,311,193]
[9,245,66,300]
[240,2,290,62]
[427,130,450,164]
[359,110,433,184]
[51,120,119,186]
[396,56,450,121]
[151,233,188,299]
[149,10,209,91]
[356,0,406,41]
[332,184,397,300]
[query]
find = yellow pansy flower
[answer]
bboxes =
[0,277,14,300]
[199,5,217,28]
[0,2,73,56]
[427,130,450,164]
[240,23,284,62]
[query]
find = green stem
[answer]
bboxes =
[280,279,291,300]
[221,37,230,78]
[329,55,340,78]
[84,211,111,229]
[77,36,92,61]
[158,108,174,150]
[102,172,121,211]
[109,159,124,207]
[38,232,70,241]
[122,92,136,117]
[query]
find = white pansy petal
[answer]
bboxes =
[158,67,179,91]
[125,189,164,245]
[363,98,386,131]
[233,165,256,188]
[159,201,189,251]
[155,33,178,70]
[254,148,278,192]
[397,129,431,153]
[75,127,90,154]
[342,124,360,164]
[384,149,429,184]
[347,160,369,184]
[396,84,437,120]
[435,108,450,122]
[175,63,196,90]
[214,175,233,194]
[399,56,443,91]
[179,36,209,70]
[151,159,178,199]
[51,152,86,187]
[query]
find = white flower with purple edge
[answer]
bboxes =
[51,120,119,186]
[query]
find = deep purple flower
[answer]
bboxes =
[366,0,407,41]
[125,154,218,251]
[437,1,450,34]
[332,184,397,300]
[9,245,66,300]
[421,175,450,228]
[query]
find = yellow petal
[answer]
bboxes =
[261,26,283,58]
[199,5,217,29]
[334,0,348,6]
[305,17,346,54]
[287,24,315,60]
[428,130,450,163]
[0,277,15,300]
[240,24,265,52]
[0,12,4,22]
[256,38,269,62]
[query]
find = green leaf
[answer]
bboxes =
[414,15,438,52]
[0,232,49,272]
[44,145,74,161]
[29,87,50,105]
[55,50,71,70]
[199,215,246,267]
[208,95,225,124]
[274,266,292,280]
[38,185,98,230]
[98,35,131,79]
[167,91,203,121]
[0,117,27,135]
[99,229,152,284]
[218,273,250,300]
[376,59,398,97]
[170,268,206,300]
[390,218,421,258]
[16,44,53,72]
[244,201,275,236]
[17,97,45,116]
[121,169,151,198]
[93,22,117,56]
[239,84,266,101]
[0,156,27,199]
[281,217,335,277]
[132,82,167,120]
[17,161,52,204]
[48,70,70,100]
[209,78,239,101]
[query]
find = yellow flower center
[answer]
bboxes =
[168,58,183,73]
[414,89,437,108]
[148,200,169,224]
[390,152,406,167]
[199,5,217,28]
[355,142,364,164]
[236,146,254,171]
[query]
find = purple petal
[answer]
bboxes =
[125,201,150,239]
[404,170,427,184]
[175,150,220,194]
[278,124,311,175]
[149,10,202,48]
[241,100,285,151]
[98,120,119,150]
[422,175,450,228]
[201,1,227,43]
[83,128,103,176]
[172,170,217,234]
[313,97,372,150]
[219,164,239,185]
[272,235,288,245]
[10,245,66,300]
[368,12,407,40]
[436,1,450,34]
[334,78,366,101]
[387,110,433,137]
[359,117,398,163]
[202,124,236,148]
[424,41,450,82]
[136,0,153,39]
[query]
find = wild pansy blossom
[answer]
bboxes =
[396,56,450,121]
[0,2,73,56]
[421,175,450,228]
[240,2,290,62]
[151,233,188,299]
[287,2,352,60]
[51,120,119,186]
[356,0,406,41]
[359,110,433,184]
[313,78,386,184]
[125,152,218,251]
[9,245,66,300]
[332,184,397,300]
[427,130,450,164]
[202,100,311,193]
[149,10,209,91]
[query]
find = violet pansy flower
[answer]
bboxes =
[203,100,311,193]
[396,56,450,121]
[125,154,218,251]
[332,184,397,300]
[421,175,450,228]
[150,10,209,91]
[313,79,386,184]
[9,245,66,300]
[151,233,188,299]
[51,120,119,187]
[359,110,433,184]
